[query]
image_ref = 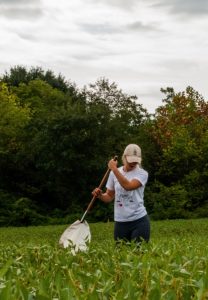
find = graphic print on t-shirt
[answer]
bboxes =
[116,188,136,209]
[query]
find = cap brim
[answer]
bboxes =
[126,156,141,163]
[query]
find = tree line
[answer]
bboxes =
[0,66,208,226]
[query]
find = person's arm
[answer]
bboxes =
[108,159,141,191]
[92,188,115,203]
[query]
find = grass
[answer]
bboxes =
[0,219,208,299]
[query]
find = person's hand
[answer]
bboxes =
[108,159,118,171]
[92,188,102,198]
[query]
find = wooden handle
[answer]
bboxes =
[80,155,118,222]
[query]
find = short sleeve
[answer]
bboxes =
[136,169,148,186]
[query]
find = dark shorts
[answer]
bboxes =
[114,214,150,243]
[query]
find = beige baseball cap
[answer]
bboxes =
[124,144,142,164]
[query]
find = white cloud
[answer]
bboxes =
[0,0,42,20]
[152,0,208,16]
[0,0,208,113]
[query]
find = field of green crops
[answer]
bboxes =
[0,219,208,299]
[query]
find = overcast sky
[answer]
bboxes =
[0,0,208,113]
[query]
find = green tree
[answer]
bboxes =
[1,65,78,95]
[0,82,30,153]
[148,86,208,218]
[0,83,32,225]
[84,78,149,154]
[7,79,81,209]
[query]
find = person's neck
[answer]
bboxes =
[123,166,131,172]
[123,165,138,172]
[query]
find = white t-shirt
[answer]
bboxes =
[106,166,148,222]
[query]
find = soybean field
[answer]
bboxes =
[0,219,208,299]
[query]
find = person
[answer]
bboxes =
[92,144,150,244]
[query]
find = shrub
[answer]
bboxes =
[146,182,191,220]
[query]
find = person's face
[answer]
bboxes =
[125,161,138,171]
